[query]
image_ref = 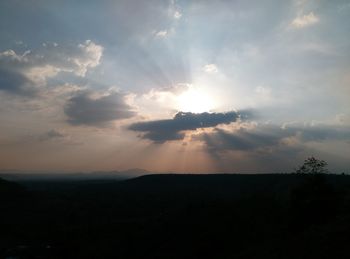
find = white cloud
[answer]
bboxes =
[174,11,182,19]
[73,40,103,76]
[26,65,60,86]
[291,12,319,28]
[135,83,191,117]
[38,39,103,77]
[2,40,103,79]
[0,40,103,94]
[0,49,28,62]
[154,30,168,38]
[203,64,218,73]
[143,83,189,104]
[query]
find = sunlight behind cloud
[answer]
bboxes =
[176,87,216,113]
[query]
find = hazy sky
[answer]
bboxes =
[0,0,349,173]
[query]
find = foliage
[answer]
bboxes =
[294,156,328,174]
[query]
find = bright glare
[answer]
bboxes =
[176,88,215,113]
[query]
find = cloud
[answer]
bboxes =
[146,83,190,97]
[0,67,36,95]
[0,40,103,95]
[0,50,34,95]
[203,64,218,73]
[292,124,350,142]
[28,40,103,78]
[129,111,243,143]
[291,12,319,28]
[193,121,350,172]
[64,91,136,126]
[174,11,182,19]
[142,83,190,105]
[21,129,83,146]
[198,126,291,154]
[197,123,350,155]
[135,83,191,117]
[155,30,168,38]
[73,40,103,76]
[38,129,66,141]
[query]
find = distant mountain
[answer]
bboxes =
[120,168,150,176]
[84,168,150,179]
[0,168,151,181]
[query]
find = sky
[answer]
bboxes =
[0,0,350,173]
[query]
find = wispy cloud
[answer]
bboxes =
[38,129,66,142]
[154,30,168,38]
[202,64,218,73]
[291,12,319,28]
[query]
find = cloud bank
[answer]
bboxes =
[197,123,350,155]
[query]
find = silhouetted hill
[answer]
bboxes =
[0,168,151,182]
[88,173,350,200]
[2,173,350,259]
[0,177,26,195]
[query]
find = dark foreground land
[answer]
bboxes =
[1,173,350,259]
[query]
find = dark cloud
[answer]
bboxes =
[194,125,299,173]
[194,124,350,172]
[292,125,350,142]
[202,127,281,152]
[0,67,35,96]
[129,111,242,143]
[64,91,136,126]
[198,126,289,154]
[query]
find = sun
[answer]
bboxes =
[176,87,215,113]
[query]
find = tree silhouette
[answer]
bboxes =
[294,156,328,174]
[290,157,336,229]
